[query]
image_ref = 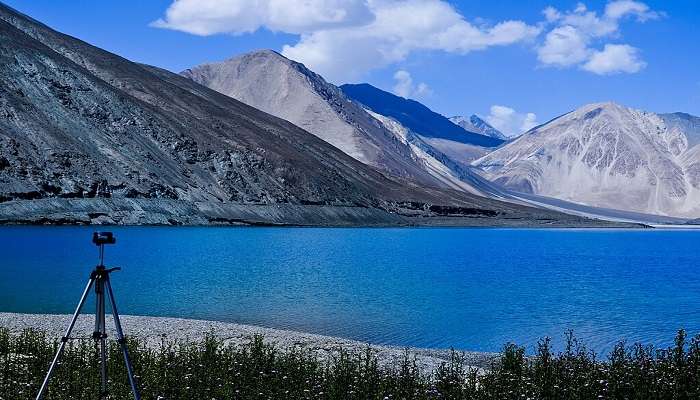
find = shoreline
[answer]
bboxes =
[0,223,658,229]
[0,312,498,373]
[0,198,642,228]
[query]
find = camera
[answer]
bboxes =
[92,232,116,246]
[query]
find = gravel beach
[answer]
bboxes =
[0,313,497,373]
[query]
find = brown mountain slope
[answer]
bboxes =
[0,3,619,227]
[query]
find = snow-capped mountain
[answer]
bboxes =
[450,115,507,140]
[473,102,700,218]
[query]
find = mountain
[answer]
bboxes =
[181,50,444,188]
[660,112,700,147]
[450,115,507,140]
[340,84,503,166]
[340,84,504,147]
[364,110,510,197]
[0,3,608,227]
[473,102,700,218]
[180,50,512,196]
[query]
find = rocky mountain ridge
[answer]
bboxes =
[473,102,700,218]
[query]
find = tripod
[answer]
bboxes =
[36,232,141,400]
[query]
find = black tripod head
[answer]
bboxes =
[93,232,116,266]
[93,232,116,246]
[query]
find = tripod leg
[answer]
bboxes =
[95,277,108,398]
[100,320,107,398]
[105,277,142,400]
[35,277,95,400]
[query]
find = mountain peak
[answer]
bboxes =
[666,111,698,120]
[450,115,507,140]
[227,49,288,63]
[531,102,635,131]
[576,101,625,113]
[181,48,325,91]
[593,101,620,107]
[182,50,304,79]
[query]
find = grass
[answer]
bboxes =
[1,327,700,399]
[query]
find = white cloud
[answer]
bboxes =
[154,0,540,82]
[521,113,540,132]
[392,70,432,99]
[582,44,646,74]
[484,105,539,137]
[415,83,433,97]
[543,6,561,23]
[538,26,590,67]
[537,0,660,75]
[283,1,540,81]
[393,70,413,98]
[153,0,660,81]
[574,3,588,14]
[151,0,374,35]
[604,0,661,21]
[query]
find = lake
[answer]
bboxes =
[1,226,699,354]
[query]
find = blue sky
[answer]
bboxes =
[6,0,699,136]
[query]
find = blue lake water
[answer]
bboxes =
[1,226,699,354]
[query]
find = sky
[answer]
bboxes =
[5,0,700,136]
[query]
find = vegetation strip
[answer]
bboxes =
[1,324,700,398]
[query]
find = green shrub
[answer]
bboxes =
[1,327,699,399]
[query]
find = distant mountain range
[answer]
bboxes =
[340,84,503,167]
[0,3,598,227]
[340,83,504,148]
[450,115,507,140]
[337,82,700,220]
[474,103,700,218]
[182,51,504,196]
